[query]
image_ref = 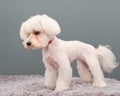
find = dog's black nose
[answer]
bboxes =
[26,41,31,46]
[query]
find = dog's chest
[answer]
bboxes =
[43,50,58,69]
[46,56,58,69]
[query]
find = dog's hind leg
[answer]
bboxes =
[77,59,93,83]
[85,54,106,87]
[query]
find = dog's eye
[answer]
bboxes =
[34,31,40,35]
[26,33,30,37]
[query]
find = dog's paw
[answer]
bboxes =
[55,85,69,91]
[93,80,106,87]
[44,82,56,89]
[81,76,93,83]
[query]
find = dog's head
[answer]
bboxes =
[20,15,61,49]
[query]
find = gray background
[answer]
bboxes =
[0,0,120,80]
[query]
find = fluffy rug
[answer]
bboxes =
[0,75,120,96]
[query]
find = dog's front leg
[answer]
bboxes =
[54,54,72,91]
[44,60,58,89]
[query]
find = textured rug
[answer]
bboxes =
[0,75,120,96]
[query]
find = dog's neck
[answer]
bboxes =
[44,36,56,50]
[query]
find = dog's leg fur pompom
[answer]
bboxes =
[97,45,119,73]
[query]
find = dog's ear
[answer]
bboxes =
[20,22,26,40]
[41,15,61,36]
[20,22,28,40]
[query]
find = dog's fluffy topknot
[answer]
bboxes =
[20,15,61,40]
[41,15,61,36]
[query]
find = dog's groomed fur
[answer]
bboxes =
[20,15,119,91]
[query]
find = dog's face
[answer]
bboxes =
[22,30,50,49]
[20,15,61,49]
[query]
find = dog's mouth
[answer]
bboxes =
[25,44,39,49]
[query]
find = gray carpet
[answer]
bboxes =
[0,75,120,96]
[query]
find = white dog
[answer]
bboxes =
[20,15,119,91]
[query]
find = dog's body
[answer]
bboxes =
[20,15,118,91]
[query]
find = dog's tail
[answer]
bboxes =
[96,45,119,73]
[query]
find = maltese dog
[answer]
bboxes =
[20,14,119,91]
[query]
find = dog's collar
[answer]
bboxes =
[48,37,55,46]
